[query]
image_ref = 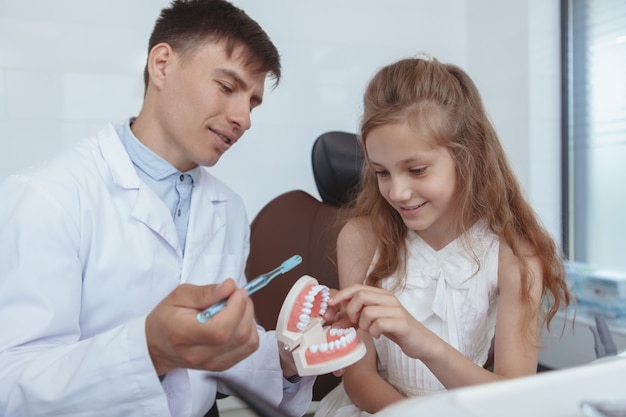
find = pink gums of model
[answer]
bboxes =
[276,275,366,376]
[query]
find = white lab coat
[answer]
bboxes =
[0,124,313,417]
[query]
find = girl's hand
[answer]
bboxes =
[322,292,357,331]
[329,284,427,359]
[322,288,341,323]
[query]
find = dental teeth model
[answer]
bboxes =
[275,275,366,376]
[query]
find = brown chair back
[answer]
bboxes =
[246,131,364,401]
[245,190,344,400]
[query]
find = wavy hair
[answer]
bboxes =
[349,56,571,332]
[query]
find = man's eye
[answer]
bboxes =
[219,82,233,93]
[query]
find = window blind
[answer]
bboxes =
[566,0,626,269]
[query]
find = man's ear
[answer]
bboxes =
[146,43,174,91]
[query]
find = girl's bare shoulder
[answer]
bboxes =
[497,238,543,295]
[339,217,376,250]
[341,216,373,236]
[337,217,378,287]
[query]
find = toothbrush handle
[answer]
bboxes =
[197,273,271,322]
[197,255,302,323]
[244,271,276,296]
[197,299,228,323]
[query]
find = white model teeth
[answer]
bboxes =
[307,327,358,354]
[296,285,330,331]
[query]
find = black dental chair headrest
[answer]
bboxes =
[311,131,365,206]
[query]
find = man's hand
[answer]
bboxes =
[145,279,259,376]
[277,340,299,379]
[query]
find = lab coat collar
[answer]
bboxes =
[96,124,182,255]
[97,123,142,190]
[95,124,230,269]
[181,168,229,280]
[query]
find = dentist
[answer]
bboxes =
[0,1,313,416]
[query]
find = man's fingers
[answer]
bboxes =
[202,278,238,307]
[146,281,260,375]
[197,288,252,337]
[171,280,238,310]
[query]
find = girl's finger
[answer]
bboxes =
[328,284,389,305]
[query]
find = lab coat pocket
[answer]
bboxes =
[185,253,246,287]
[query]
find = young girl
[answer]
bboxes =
[314,55,572,416]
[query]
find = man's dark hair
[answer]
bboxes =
[143,0,281,90]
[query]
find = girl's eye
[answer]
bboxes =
[410,167,426,175]
[374,170,390,177]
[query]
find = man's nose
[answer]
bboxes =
[228,97,252,132]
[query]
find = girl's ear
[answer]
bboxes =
[146,43,174,91]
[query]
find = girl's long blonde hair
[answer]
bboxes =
[349,56,571,331]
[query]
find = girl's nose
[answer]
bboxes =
[388,176,412,202]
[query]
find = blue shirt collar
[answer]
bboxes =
[116,118,201,181]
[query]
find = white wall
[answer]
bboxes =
[0,0,561,241]
[467,0,562,238]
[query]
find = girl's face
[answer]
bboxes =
[365,119,458,250]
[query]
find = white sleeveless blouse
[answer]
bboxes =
[373,220,500,397]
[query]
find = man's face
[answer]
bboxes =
[148,41,267,171]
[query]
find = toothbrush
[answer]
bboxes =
[197,254,302,323]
